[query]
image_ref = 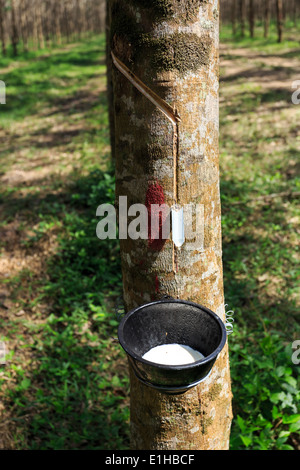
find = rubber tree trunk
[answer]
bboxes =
[106,0,115,163]
[249,0,255,38]
[19,0,29,53]
[36,0,45,49]
[264,0,271,38]
[0,0,6,56]
[54,0,62,45]
[239,0,246,37]
[231,0,236,36]
[10,0,18,56]
[276,0,283,43]
[293,0,298,27]
[109,0,233,450]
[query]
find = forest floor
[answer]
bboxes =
[0,29,299,450]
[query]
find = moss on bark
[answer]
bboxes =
[110,0,212,75]
[130,0,208,23]
[139,33,212,74]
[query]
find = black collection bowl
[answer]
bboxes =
[118,298,227,394]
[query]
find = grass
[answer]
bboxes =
[0,36,129,450]
[220,20,300,52]
[0,28,299,450]
[220,22,300,450]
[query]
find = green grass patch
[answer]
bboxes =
[0,35,129,450]
[220,20,300,53]
[220,23,300,450]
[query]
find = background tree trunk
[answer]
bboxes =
[0,0,106,54]
[75,0,82,40]
[63,1,70,43]
[239,0,246,37]
[264,0,271,38]
[293,0,298,27]
[232,0,236,36]
[44,0,52,47]
[0,0,6,56]
[106,0,115,163]
[221,0,299,35]
[276,0,283,43]
[36,0,45,49]
[110,0,232,450]
[249,0,255,38]
[54,0,62,45]
[10,0,18,56]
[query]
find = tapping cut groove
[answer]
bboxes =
[111,52,181,125]
[111,51,181,275]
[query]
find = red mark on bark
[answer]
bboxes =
[145,182,167,251]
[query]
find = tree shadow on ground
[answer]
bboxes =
[0,168,129,450]
[220,87,292,115]
[0,41,106,120]
[221,66,295,83]
[221,175,299,334]
[0,88,109,163]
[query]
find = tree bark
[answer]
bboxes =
[22,0,30,52]
[239,0,246,37]
[54,0,62,45]
[249,0,255,38]
[75,0,82,40]
[63,1,70,43]
[0,0,6,56]
[264,0,271,38]
[110,0,232,450]
[106,0,115,164]
[68,0,75,42]
[81,0,88,37]
[231,0,236,36]
[276,0,283,43]
[36,0,45,49]
[293,0,298,27]
[44,0,52,48]
[10,0,18,56]
[31,3,39,50]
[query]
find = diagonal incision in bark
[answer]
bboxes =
[111,51,181,126]
[111,51,181,274]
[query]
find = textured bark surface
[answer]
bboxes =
[109,0,233,450]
